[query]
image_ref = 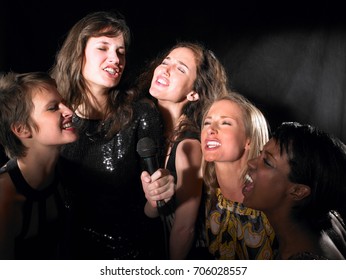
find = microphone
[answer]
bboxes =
[136,137,166,208]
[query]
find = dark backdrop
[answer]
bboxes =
[2,0,346,142]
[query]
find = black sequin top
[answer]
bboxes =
[59,100,166,259]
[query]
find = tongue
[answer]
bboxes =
[243,182,254,193]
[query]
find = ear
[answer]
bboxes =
[289,183,311,201]
[244,138,251,150]
[11,123,32,139]
[186,91,199,102]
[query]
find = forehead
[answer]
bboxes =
[264,138,280,152]
[264,138,291,165]
[208,99,243,116]
[30,85,60,100]
[167,47,197,65]
[87,35,125,45]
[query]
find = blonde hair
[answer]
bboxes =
[202,92,270,189]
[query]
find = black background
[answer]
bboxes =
[2,0,346,142]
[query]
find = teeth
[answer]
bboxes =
[206,141,221,148]
[104,67,118,75]
[63,123,72,129]
[245,174,253,183]
[157,78,167,85]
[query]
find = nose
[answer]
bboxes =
[61,104,73,118]
[207,124,217,135]
[247,157,257,170]
[108,52,120,64]
[161,66,170,77]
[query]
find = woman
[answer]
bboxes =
[243,122,346,259]
[0,71,78,259]
[201,93,275,259]
[137,41,229,259]
[50,10,174,259]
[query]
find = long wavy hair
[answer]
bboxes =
[50,11,137,138]
[135,41,230,143]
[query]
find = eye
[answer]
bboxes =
[203,120,211,126]
[263,156,274,168]
[222,121,231,126]
[117,49,126,56]
[47,103,59,111]
[177,67,186,73]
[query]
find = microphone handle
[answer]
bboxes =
[142,157,166,208]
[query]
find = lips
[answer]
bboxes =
[155,75,169,87]
[242,174,254,195]
[62,121,73,130]
[103,67,120,76]
[206,140,221,148]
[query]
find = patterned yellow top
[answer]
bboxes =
[206,188,276,259]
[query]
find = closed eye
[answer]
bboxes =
[263,157,273,167]
[203,120,211,126]
[177,67,186,73]
[47,104,59,111]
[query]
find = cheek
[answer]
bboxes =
[223,136,247,160]
[173,75,192,93]
[253,175,285,209]
[200,130,207,142]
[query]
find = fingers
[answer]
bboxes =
[141,171,151,183]
[143,168,175,203]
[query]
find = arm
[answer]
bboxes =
[169,139,203,259]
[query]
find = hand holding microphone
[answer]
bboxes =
[137,137,174,209]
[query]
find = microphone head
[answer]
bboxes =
[136,137,157,158]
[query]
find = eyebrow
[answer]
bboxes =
[263,148,278,163]
[205,115,238,121]
[165,56,189,69]
[95,40,125,48]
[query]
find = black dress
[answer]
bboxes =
[0,159,66,259]
[59,100,166,260]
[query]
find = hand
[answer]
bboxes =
[141,168,175,208]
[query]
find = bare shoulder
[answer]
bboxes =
[176,138,201,156]
[175,138,203,173]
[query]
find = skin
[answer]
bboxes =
[201,99,251,202]
[242,138,322,259]
[0,87,77,259]
[81,34,174,204]
[242,139,295,215]
[78,35,126,119]
[141,47,203,259]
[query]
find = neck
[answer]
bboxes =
[77,90,109,120]
[215,162,245,202]
[157,102,185,139]
[17,150,58,190]
[269,216,321,259]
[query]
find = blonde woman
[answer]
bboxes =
[201,92,276,259]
